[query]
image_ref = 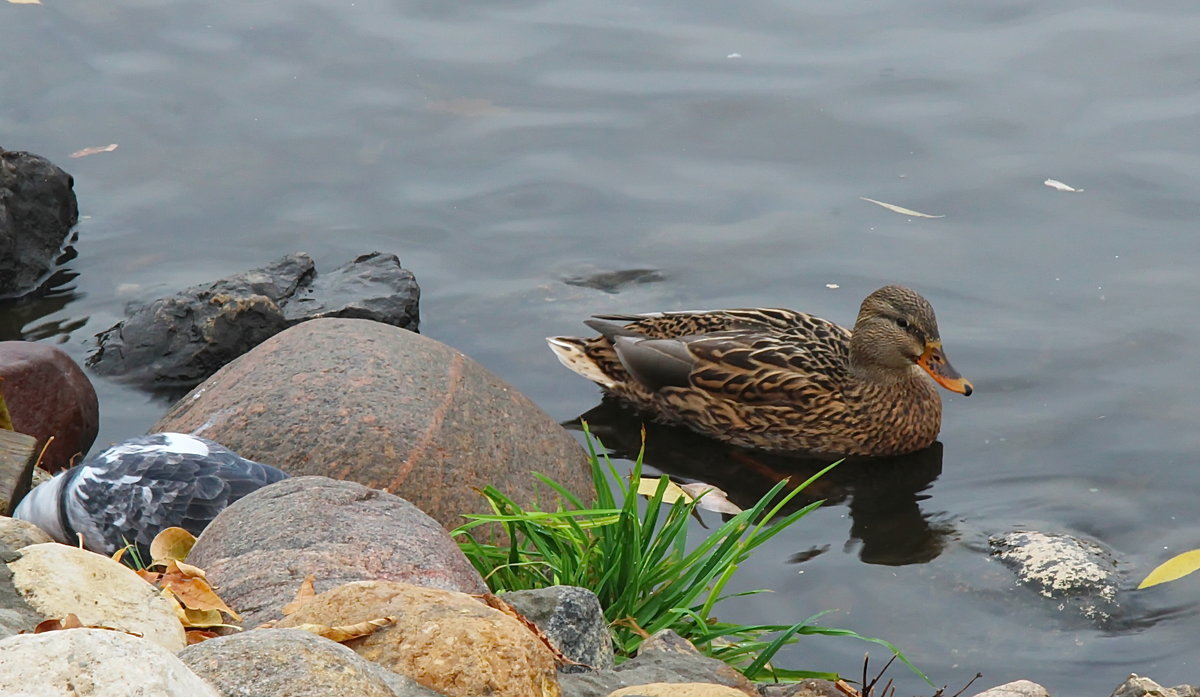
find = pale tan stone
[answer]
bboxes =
[7,542,185,651]
[277,580,559,697]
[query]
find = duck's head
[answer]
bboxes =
[849,285,973,395]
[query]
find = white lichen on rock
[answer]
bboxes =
[989,530,1121,621]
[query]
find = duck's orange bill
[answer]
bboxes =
[917,341,973,396]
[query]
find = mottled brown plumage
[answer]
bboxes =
[547,285,972,456]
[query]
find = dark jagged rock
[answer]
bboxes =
[502,586,614,672]
[0,341,98,474]
[87,251,419,388]
[0,148,78,300]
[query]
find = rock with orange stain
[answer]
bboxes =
[152,317,593,530]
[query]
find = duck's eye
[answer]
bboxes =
[896,318,909,329]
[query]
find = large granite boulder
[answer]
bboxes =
[0,148,78,300]
[88,251,419,388]
[181,628,448,697]
[187,476,487,628]
[0,341,99,474]
[0,628,220,697]
[153,317,593,530]
[276,580,560,697]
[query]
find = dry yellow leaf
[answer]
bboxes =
[281,575,317,616]
[160,560,241,621]
[636,477,742,514]
[1137,548,1200,589]
[292,617,396,643]
[860,197,944,218]
[68,143,118,158]
[150,526,196,563]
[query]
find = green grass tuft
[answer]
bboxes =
[453,424,930,684]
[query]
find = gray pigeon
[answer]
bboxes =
[13,432,288,555]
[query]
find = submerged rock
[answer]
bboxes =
[180,628,447,697]
[276,580,561,697]
[0,148,78,300]
[152,317,593,531]
[187,476,486,628]
[0,628,219,697]
[989,529,1122,625]
[0,341,98,474]
[87,251,419,387]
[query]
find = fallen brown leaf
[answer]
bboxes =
[159,560,240,621]
[150,527,196,563]
[292,617,396,643]
[281,575,317,616]
[69,143,118,158]
[186,629,220,645]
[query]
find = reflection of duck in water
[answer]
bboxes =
[570,398,952,566]
[548,285,972,457]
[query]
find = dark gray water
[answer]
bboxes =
[4,0,1198,692]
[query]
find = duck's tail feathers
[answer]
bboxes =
[546,337,617,388]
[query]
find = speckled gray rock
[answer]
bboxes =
[989,530,1122,625]
[181,628,448,697]
[1109,674,1199,697]
[0,541,40,639]
[187,476,487,628]
[968,680,1050,697]
[0,629,219,697]
[88,252,419,388]
[152,317,593,531]
[6,543,186,651]
[757,680,842,697]
[503,585,614,671]
[0,148,77,300]
[0,518,52,550]
[559,630,756,697]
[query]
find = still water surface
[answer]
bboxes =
[3,0,1199,692]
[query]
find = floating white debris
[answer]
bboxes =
[1044,178,1083,193]
[860,197,944,218]
[825,283,840,289]
[727,52,742,59]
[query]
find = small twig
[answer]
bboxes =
[949,673,984,697]
[863,654,898,696]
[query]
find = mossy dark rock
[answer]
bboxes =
[152,317,592,530]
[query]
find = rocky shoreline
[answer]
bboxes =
[0,147,1194,696]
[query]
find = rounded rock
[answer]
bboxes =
[6,543,186,651]
[187,476,487,628]
[0,341,98,473]
[152,317,592,529]
[276,580,560,697]
[0,628,219,697]
[180,628,447,697]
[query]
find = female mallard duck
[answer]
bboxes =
[547,285,972,457]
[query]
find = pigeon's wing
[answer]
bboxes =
[64,434,288,554]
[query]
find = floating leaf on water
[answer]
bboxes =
[1137,548,1200,589]
[860,197,944,218]
[825,283,840,289]
[281,575,317,616]
[150,527,196,564]
[1044,178,1083,193]
[636,477,742,514]
[678,482,743,514]
[6,0,42,5]
[69,144,118,158]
